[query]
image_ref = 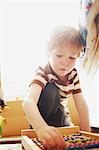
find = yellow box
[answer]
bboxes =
[0,100,30,137]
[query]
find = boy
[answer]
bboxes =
[23,26,90,150]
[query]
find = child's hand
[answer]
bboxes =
[37,125,65,150]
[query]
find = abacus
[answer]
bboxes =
[21,126,99,150]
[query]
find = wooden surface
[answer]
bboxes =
[79,130,99,139]
[21,126,80,138]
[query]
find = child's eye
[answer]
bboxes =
[69,56,76,60]
[56,54,62,57]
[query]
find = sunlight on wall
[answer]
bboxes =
[77,61,99,127]
[1,0,80,100]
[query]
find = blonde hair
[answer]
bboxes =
[47,26,82,53]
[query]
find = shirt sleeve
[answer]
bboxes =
[72,69,82,94]
[29,67,49,89]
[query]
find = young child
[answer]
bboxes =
[23,26,90,150]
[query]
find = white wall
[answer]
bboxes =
[1,0,80,99]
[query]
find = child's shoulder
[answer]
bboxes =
[35,63,51,75]
[68,68,78,79]
[70,68,77,75]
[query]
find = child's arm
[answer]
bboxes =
[23,84,65,149]
[73,92,91,132]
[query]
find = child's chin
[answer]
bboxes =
[60,72,69,76]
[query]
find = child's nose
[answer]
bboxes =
[62,61,68,67]
[62,58,69,65]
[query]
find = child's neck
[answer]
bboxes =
[48,63,69,82]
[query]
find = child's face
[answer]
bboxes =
[49,46,81,77]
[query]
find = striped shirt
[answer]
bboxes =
[30,63,81,124]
